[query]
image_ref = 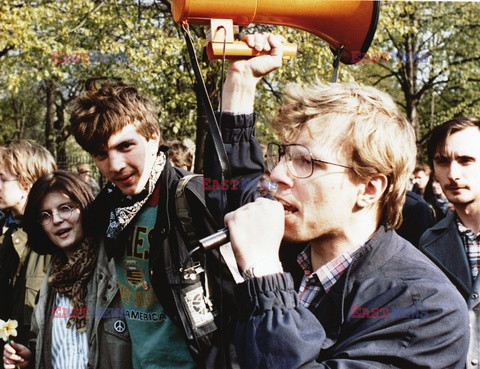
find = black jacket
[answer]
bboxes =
[397,190,435,247]
[89,148,237,368]
[420,211,480,368]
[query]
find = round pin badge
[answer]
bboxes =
[114,320,126,333]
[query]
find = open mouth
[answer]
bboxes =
[113,170,134,181]
[118,174,137,186]
[277,198,299,215]
[55,228,71,237]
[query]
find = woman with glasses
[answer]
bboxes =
[3,170,132,369]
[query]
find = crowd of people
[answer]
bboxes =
[1,33,479,369]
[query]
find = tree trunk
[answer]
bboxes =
[194,83,207,174]
[45,79,56,158]
[11,98,25,140]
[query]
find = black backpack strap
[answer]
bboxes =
[175,174,205,248]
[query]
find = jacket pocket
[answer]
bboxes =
[94,317,132,369]
[25,276,46,315]
[103,316,131,341]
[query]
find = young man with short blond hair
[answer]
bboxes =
[210,33,469,368]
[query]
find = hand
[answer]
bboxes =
[222,33,285,113]
[230,33,285,79]
[224,197,284,276]
[3,341,32,369]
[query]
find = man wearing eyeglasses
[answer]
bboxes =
[206,34,469,368]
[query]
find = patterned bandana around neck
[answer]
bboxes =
[48,237,98,332]
[106,151,166,240]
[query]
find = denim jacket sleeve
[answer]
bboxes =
[233,268,469,369]
[204,112,267,223]
[234,273,327,369]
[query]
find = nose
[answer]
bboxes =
[269,156,294,188]
[447,161,461,182]
[51,211,64,224]
[108,151,126,173]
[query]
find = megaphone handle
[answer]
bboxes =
[207,40,297,60]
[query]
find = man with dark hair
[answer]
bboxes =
[69,78,237,368]
[420,117,480,369]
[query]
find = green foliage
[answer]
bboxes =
[1,0,479,167]
[352,0,480,159]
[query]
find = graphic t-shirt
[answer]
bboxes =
[115,200,195,369]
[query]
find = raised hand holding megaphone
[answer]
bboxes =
[171,0,379,63]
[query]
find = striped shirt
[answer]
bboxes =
[51,293,89,369]
[297,245,363,309]
[457,218,480,281]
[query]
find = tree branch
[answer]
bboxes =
[69,2,106,33]
[0,46,14,58]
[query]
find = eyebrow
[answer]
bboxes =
[114,138,136,147]
[434,153,476,161]
[40,201,76,213]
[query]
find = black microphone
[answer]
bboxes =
[199,228,229,251]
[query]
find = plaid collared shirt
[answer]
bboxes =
[297,244,363,309]
[457,217,480,281]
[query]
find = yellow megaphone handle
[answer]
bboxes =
[205,19,297,60]
[207,40,297,60]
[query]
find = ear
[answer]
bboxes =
[356,174,388,209]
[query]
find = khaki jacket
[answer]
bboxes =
[0,226,50,343]
[31,241,132,369]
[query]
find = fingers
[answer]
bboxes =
[3,343,14,355]
[268,34,285,58]
[224,197,285,272]
[243,33,283,52]
[3,343,25,366]
[254,33,271,52]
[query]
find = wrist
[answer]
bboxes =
[221,70,260,114]
[242,259,283,279]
